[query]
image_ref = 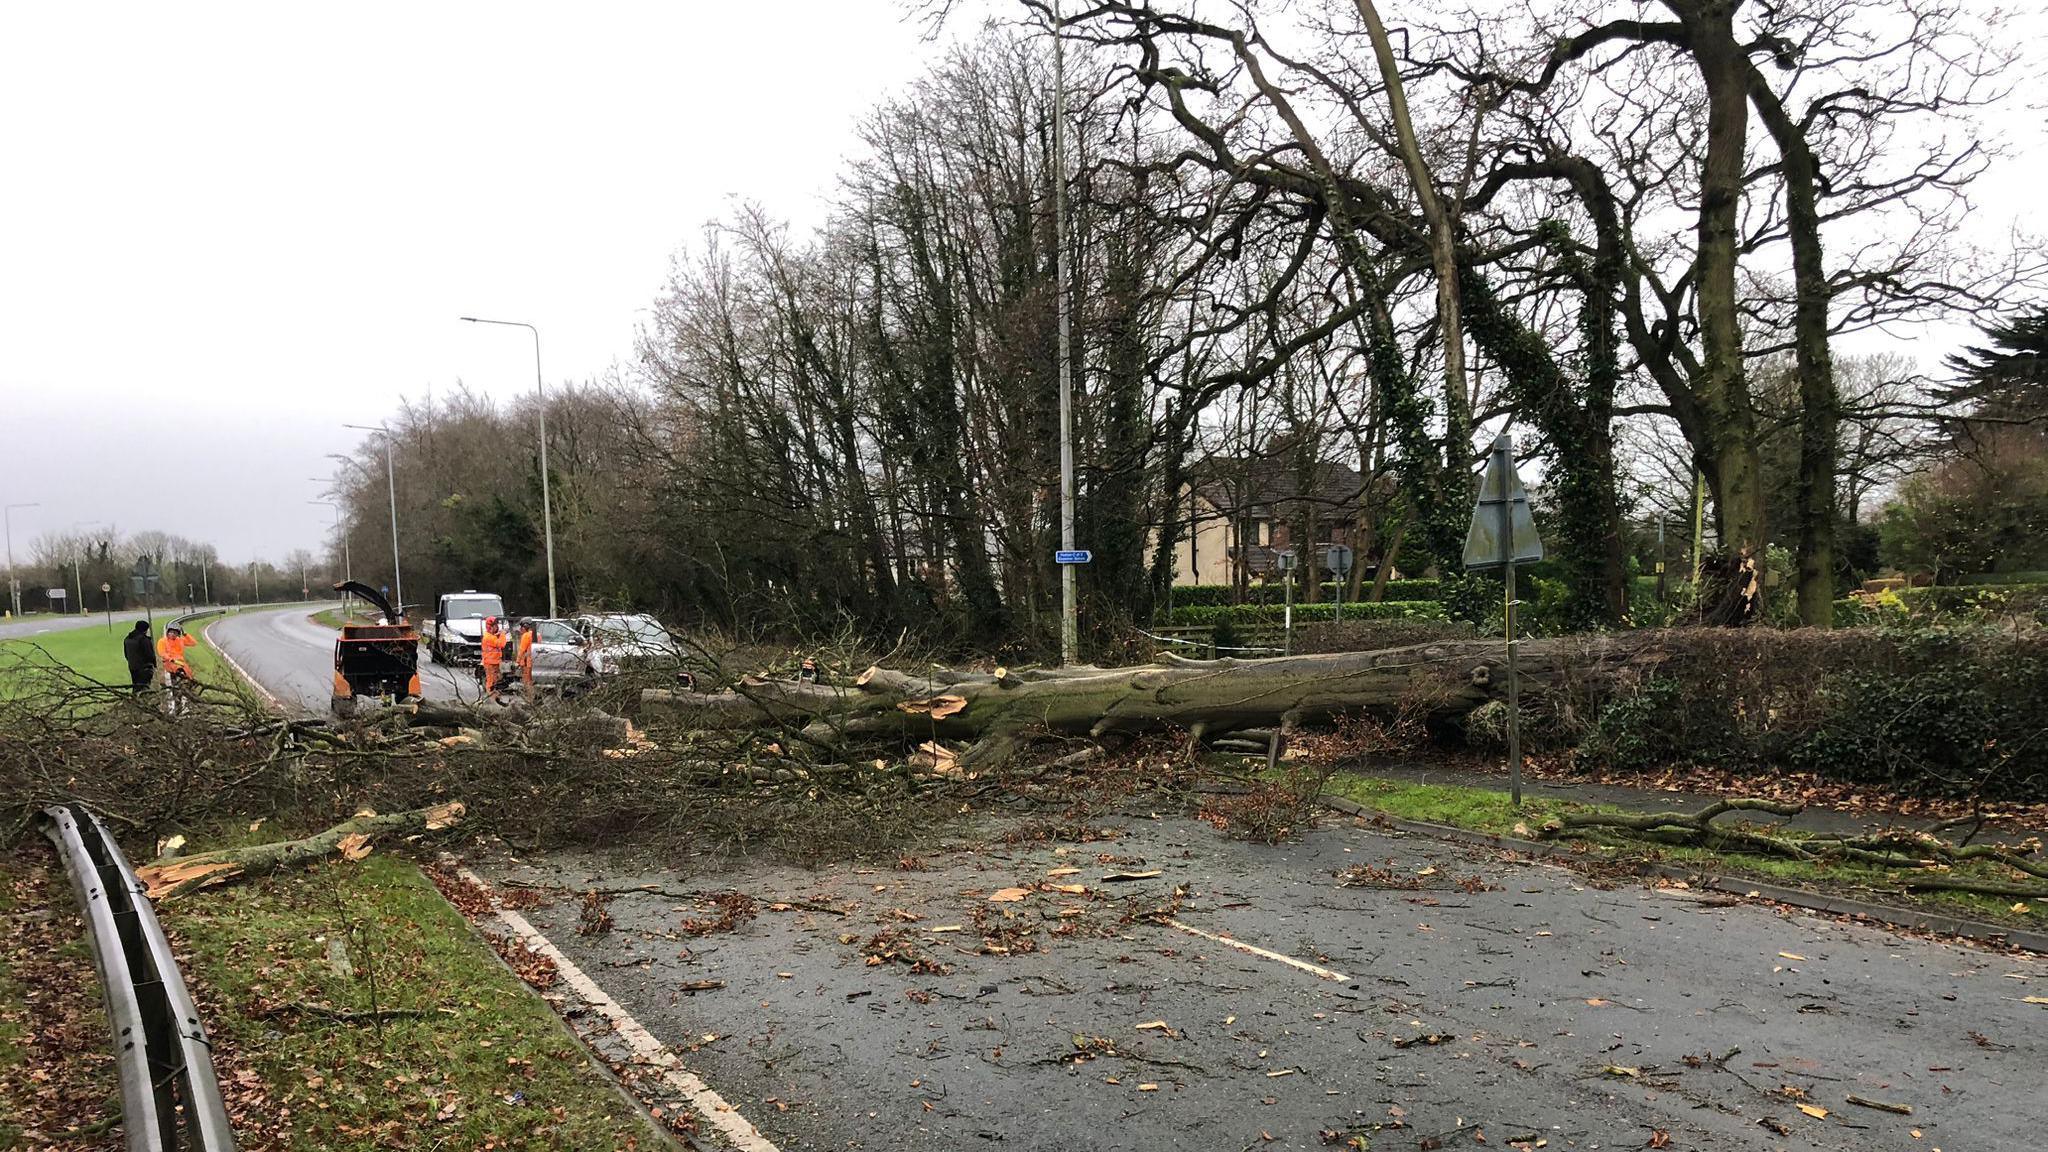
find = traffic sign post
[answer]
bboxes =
[1463,433,1544,807]
[1323,544,1354,623]
[101,582,112,632]
[1276,548,1299,654]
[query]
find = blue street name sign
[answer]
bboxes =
[1055,550,1093,564]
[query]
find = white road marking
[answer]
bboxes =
[1159,917,1350,982]
[458,867,782,1152]
[204,619,283,712]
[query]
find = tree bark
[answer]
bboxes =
[642,636,1662,756]
[1742,62,1838,626]
[135,802,466,899]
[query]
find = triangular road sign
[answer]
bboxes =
[1463,433,1543,570]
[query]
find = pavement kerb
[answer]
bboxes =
[1319,793,2048,955]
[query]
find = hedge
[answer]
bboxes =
[1168,600,1446,626]
[1168,579,1440,608]
[1564,625,2048,800]
[1836,583,2048,626]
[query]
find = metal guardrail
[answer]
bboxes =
[170,606,228,631]
[41,804,237,1151]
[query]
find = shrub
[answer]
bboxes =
[1166,579,1441,609]
[1571,624,2048,799]
[1291,617,1475,655]
[1169,601,1446,627]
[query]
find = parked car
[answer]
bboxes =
[480,618,594,692]
[574,612,697,685]
[428,590,504,665]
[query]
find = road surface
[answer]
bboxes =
[0,606,200,642]
[481,810,2047,1152]
[206,603,478,713]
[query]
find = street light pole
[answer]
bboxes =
[338,430,403,616]
[460,317,559,618]
[69,521,107,617]
[1050,6,1078,666]
[3,502,39,618]
[310,492,353,614]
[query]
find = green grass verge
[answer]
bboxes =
[309,605,377,630]
[167,853,651,1149]
[0,619,137,684]
[1326,772,2046,929]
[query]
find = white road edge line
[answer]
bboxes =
[1159,917,1350,982]
[457,867,782,1152]
[203,617,284,712]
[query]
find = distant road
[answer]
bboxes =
[0,605,248,642]
[207,604,480,714]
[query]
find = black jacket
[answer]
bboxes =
[123,628,156,673]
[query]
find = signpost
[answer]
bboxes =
[101,582,112,632]
[1463,433,1544,806]
[1323,544,1354,623]
[131,556,161,628]
[1276,548,1299,654]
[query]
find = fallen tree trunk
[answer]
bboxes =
[642,635,1660,765]
[135,802,465,899]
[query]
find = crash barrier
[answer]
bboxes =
[40,803,237,1151]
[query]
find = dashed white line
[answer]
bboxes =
[458,867,781,1152]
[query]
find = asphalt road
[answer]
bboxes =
[206,603,479,713]
[483,810,2048,1152]
[0,606,194,642]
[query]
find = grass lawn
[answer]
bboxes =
[309,605,376,630]
[164,853,656,1149]
[1326,772,2048,929]
[0,611,241,696]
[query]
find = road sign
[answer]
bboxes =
[1463,435,1543,570]
[1323,544,1354,575]
[1275,549,1298,571]
[1054,550,1092,565]
[1463,432,1541,810]
[100,582,112,593]
[46,588,65,601]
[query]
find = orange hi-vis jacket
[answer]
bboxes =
[157,633,195,674]
[516,630,534,669]
[481,629,507,667]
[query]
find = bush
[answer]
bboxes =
[1572,624,2048,799]
[1166,579,1441,609]
[1169,600,1446,627]
[1291,617,1475,655]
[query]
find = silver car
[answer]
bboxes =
[574,612,695,683]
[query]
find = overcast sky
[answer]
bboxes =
[1,2,2040,565]
[0,1,951,563]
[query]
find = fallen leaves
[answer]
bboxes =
[987,887,1031,903]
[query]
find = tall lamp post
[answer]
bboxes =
[309,495,352,613]
[459,316,559,619]
[3,502,39,618]
[70,521,108,616]
[336,432,403,616]
[1049,6,1078,666]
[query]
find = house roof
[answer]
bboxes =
[1186,454,1367,518]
